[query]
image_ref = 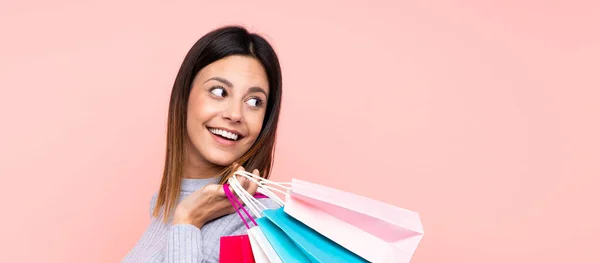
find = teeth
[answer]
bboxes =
[209,128,239,141]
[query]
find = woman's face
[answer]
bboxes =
[186,55,269,167]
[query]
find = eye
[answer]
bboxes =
[209,86,227,97]
[246,97,264,108]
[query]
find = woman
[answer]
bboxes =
[122,25,283,263]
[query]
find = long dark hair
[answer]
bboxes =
[152,25,283,221]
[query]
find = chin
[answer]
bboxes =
[204,152,241,167]
[208,159,235,167]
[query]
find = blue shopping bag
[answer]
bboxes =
[256,216,310,263]
[261,208,368,263]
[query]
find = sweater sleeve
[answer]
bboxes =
[164,224,205,263]
[161,196,282,263]
[152,192,206,263]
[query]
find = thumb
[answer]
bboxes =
[215,184,227,197]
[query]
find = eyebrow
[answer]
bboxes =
[205,77,268,97]
[205,77,233,87]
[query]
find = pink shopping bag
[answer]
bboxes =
[283,179,424,263]
[220,235,255,263]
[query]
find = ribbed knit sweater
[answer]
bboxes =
[121,177,279,263]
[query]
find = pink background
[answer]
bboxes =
[1,1,599,262]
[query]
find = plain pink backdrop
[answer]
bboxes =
[1,1,598,262]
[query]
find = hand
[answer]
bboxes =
[172,165,260,228]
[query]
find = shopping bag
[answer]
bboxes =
[229,172,366,262]
[247,225,282,263]
[284,179,424,263]
[255,216,311,263]
[220,235,255,263]
[230,171,425,263]
[262,207,368,263]
[224,183,282,263]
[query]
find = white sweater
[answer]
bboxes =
[121,177,279,263]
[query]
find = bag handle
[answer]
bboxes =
[230,171,287,208]
[234,170,291,189]
[223,183,257,229]
[228,177,265,218]
[232,170,291,206]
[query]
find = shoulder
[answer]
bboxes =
[149,192,158,216]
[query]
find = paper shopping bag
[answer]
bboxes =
[248,226,281,263]
[247,231,268,263]
[256,216,310,263]
[263,208,368,263]
[220,235,256,263]
[283,179,424,263]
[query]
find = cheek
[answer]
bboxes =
[189,97,219,124]
[246,111,267,138]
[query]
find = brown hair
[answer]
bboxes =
[152,25,283,222]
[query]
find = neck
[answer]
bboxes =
[182,140,223,179]
[182,158,222,179]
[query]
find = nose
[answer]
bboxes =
[222,100,242,123]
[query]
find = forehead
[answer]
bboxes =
[196,55,269,92]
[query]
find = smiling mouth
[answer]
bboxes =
[207,127,242,141]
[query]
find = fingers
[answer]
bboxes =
[245,169,260,196]
[236,165,250,190]
[211,184,226,198]
[230,163,261,196]
[252,168,260,178]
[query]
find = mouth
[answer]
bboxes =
[207,127,244,141]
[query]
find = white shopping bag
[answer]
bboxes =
[283,179,424,263]
[248,226,283,263]
[247,228,269,263]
